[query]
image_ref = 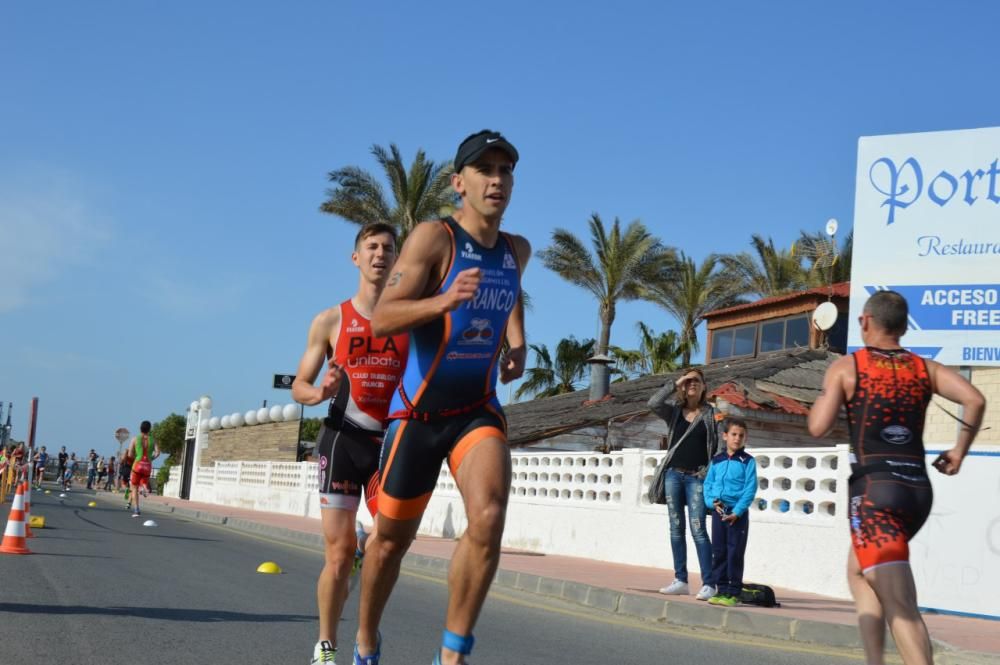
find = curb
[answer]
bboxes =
[140,499,1000,665]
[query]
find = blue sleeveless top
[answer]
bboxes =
[390,217,522,418]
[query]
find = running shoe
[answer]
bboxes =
[310,639,336,664]
[353,633,381,665]
[132,507,141,518]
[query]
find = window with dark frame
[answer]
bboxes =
[709,324,758,361]
[710,314,814,362]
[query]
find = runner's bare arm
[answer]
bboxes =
[292,308,342,406]
[926,361,986,474]
[372,221,479,337]
[807,355,852,438]
[500,235,531,384]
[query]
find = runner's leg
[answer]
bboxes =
[356,514,421,655]
[317,507,359,649]
[442,436,511,665]
[864,563,932,665]
[848,549,886,664]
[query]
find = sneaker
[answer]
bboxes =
[311,640,337,664]
[658,580,689,595]
[132,508,141,518]
[708,593,738,606]
[353,633,381,665]
[695,584,717,601]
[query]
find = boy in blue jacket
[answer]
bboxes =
[703,417,757,607]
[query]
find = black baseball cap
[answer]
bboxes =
[454,130,519,172]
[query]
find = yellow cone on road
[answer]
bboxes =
[87,501,97,507]
[44,490,51,495]
[256,561,282,574]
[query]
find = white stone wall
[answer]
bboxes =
[179,447,1000,616]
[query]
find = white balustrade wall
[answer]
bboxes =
[179,446,851,596]
[175,446,1000,615]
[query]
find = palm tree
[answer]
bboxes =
[720,234,807,299]
[795,228,853,287]
[610,323,685,379]
[644,253,742,366]
[320,144,457,244]
[515,337,595,400]
[538,214,674,364]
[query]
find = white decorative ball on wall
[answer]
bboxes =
[269,405,285,422]
[200,396,213,410]
[231,412,245,427]
[221,415,232,429]
[282,403,300,421]
[257,407,270,424]
[199,419,210,432]
[209,417,221,430]
[245,410,258,426]
[190,400,199,412]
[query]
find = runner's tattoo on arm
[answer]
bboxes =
[388,271,403,287]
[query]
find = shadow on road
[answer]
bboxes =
[0,603,316,623]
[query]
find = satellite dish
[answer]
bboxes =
[825,218,839,237]
[813,301,838,331]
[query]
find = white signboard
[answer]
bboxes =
[910,451,1000,619]
[850,126,1000,365]
[185,409,198,439]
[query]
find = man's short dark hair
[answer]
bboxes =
[354,223,397,250]
[863,290,909,336]
[723,417,748,433]
[140,421,152,434]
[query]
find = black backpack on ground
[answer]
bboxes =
[739,583,780,607]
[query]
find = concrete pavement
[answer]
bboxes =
[132,493,999,664]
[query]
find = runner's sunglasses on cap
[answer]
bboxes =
[454,130,519,172]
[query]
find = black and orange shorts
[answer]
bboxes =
[316,420,381,516]
[377,405,507,521]
[849,471,932,573]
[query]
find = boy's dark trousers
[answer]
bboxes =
[710,511,749,596]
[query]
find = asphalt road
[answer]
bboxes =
[0,486,862,664]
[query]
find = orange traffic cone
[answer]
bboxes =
[22,482,34,538]
[0,481,31,554]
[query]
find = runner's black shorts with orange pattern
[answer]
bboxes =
[377,405,508,521]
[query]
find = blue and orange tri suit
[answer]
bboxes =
[846,347,934,573]
[378,217,522,520]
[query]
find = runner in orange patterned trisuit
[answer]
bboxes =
[809,290,986,665]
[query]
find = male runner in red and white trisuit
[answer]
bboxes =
[126,421,160,517]
[292,222,409,665]
[809,290,986,665]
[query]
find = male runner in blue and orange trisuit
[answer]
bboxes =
[809,290,986,665]
[293,222,409,665]
[354,130,530,665]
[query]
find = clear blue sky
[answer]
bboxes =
[2,1,997,458]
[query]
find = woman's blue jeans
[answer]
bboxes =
[663,468,714,585]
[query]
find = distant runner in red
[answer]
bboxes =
[292,222,408,665]
[809,290,986,665]
[126,421,160,517]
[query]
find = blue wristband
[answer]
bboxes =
[442,630,475,655]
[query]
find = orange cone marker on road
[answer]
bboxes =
[0,482,31,555]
